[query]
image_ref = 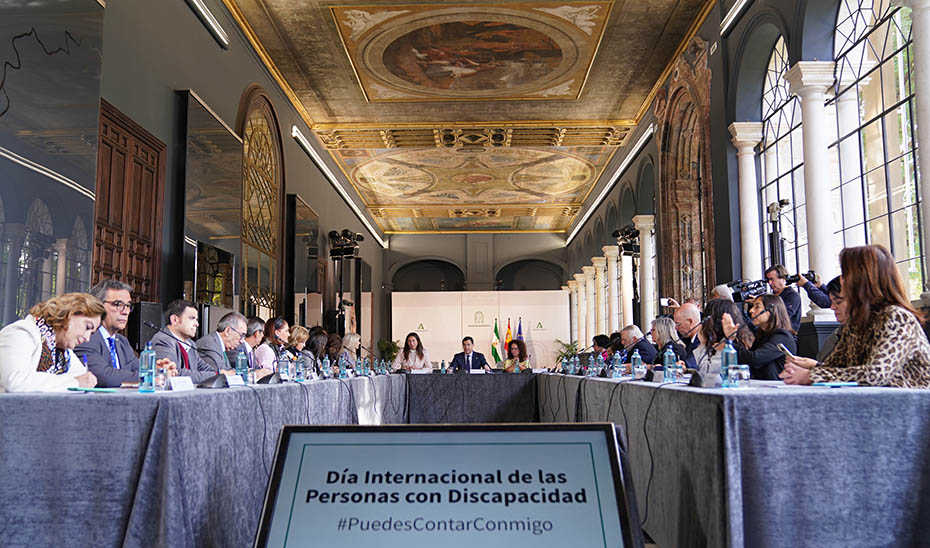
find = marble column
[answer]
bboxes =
[591,256,607,336]
[620,252,634,327]
[582,266,596,344]
[2,224,26,325]
[785,61,840,284]
[54,239,68,295]
[603,246,620,334]
[728,122,765,281]
[573,273,587,348]
[632,215,656,330]
[567,280,579,345]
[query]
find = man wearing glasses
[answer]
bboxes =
[76,279,177,387]
[196,312,247,372]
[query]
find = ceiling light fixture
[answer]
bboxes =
[291,125,388,249]
[565,123,654,246]
[185,0,230,49]
[720,0,751,37]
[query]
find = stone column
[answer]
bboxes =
[785,61,840,284]
[567,280,579,345]
[728,122,765,280]
[2,224,26,325]
[620,252,634,327]
[582,266,596,343]
[603,246,620,334]
[573,273,586,348]
[54,239,68,295]
[632,215,656,329]
[591,256,607,336]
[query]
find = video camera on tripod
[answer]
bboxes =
[726,279,768,303]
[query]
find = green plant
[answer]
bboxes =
[377,339,400,362]
[554,339,580,365]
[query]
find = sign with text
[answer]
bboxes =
[256,425,635,548]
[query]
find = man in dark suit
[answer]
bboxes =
[619,325,658,364]
[196,312,247,371]
[75,279,176,387]
[150,300,222,383]
[765,264,802,332]
[450,336,490,372]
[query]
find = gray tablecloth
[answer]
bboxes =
[404,372,538,423]
[0,374,406,548]
[536,374,930,548]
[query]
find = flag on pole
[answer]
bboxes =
[490,319,502,363]
[505,318,513,348]
[516,317,524,341]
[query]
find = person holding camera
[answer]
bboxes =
[722,294,796,379]
[796,271,832,309]
[764,265,801,331]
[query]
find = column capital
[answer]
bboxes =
[581,266,596,279]
[561,285,570,292]
[573,273,586,284]
[784,61,835,98]
[53,238,69,253]
[591,256,607,269]
[567,280,578,290]
[837,59,876,90]
[602,245,620,258]
[632,214,655,230]
[894,0,930,13]
[728,122,763,149]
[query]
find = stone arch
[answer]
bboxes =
[654,37,715,302]
[392,259,465,292]
[729,13,789,122]
[388,255,467,280]
[496,259,565,291]
[593,217,606,252]
[793,0,843,63]
[604,201,619,245]
[618,184,635,227]
[636,158,656,215]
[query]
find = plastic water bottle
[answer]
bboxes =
[139,342,155,393]
[595,353,605,376]
[441,359,447,374]
[561,357,569,374]
[322,355,331,379]
[236,351,249,384]
[722,340,737,388]
[611,352,622,379]
[631,349,644,380]
[338,355,347,378]
[663,346,677,381]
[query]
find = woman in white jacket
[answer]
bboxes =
[0,293,104,392]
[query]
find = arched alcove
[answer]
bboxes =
[636,160,655,215]
[619,185,635,227]
[730,14,787,122]
[392,259,465,292]
[593,217,606,252]
[496,259,564,291]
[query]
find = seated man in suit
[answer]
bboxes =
[75,279,176,387]
[150,300,221,383]
[196,312,247,371]
[619,325,658,364]
[450,336,490,372]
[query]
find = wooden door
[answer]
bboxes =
[93,100,165,301]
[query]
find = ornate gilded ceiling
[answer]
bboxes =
[222,0,712,233]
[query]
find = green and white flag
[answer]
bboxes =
[490,318,502,363]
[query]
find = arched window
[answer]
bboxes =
[66,217,89,293]
[239,89,284,318]
[20,199,55,316]
[829,1,920,297]
[760,36,807,276]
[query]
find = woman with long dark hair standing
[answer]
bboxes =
[781,245,930,387]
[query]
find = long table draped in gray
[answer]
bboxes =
[405,372,538,423]
[536,373,930,548]
[0,375,406,548]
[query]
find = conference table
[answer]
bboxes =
[537,373,930,548]
[4,371,930,547]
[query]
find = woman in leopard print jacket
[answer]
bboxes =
[781,245,930,388]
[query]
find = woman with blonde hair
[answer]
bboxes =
[0,293,105,392]
[285,325,310,360]
[649,316,687,365]
[340,332,361,367]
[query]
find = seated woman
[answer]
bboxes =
[693,299,753,376]
[285,325,309,361]
[340,332,360,368]
[393,332,431,372]
[255,317,288,370]
[649,316,687,365]
[816,276,845,362]
[502,339,530,373]
[591,335,611,361]
[302,331,329,376]
[781,245,930,387]
[0,293,104,392]
[723,294,796,379]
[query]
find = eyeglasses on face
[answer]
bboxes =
[104,300,133,312]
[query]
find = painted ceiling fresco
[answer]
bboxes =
[223,0,711,232]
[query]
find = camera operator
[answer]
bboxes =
[796,271,831,309]
[764,265,801,332]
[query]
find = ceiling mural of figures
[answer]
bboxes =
[223,0,712,232]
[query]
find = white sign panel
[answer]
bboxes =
[392,292,462,368]
[498,291,569,370]
[460,291,499,364]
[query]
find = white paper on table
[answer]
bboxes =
[168,376,195,392]
[469,369,486,375]
[225,374,245,386]
[410,369,433,375]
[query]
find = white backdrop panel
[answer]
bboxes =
[460,291,499,362]
[391,292,462,367]
[499,290,570,369]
